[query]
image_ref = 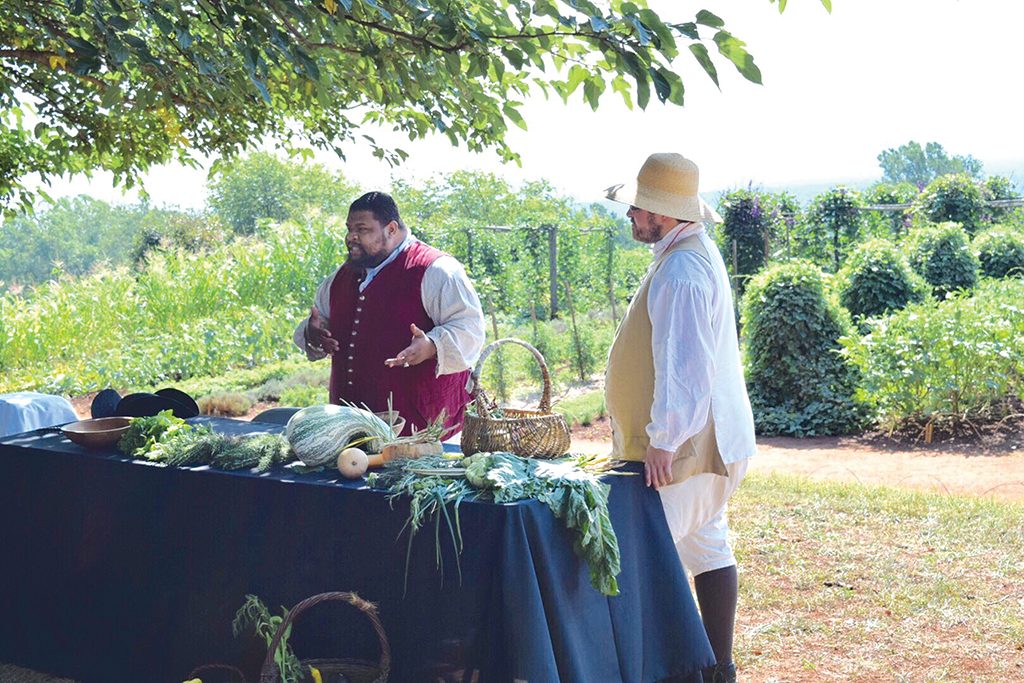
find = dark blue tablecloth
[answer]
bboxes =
[0,418,713,682]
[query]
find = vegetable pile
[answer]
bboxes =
[118,410,294,471]
[369,451,625,596]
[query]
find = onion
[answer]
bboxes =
[337,447,369,479]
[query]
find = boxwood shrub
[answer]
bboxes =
[741,260,866,436]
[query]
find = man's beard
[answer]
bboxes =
[345,245,386,268]
[631,216,661,244]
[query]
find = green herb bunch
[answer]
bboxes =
[154,430,294,471]
[118,410,293,471]
[232,595,302,683]
[117,409,192,457]
[370,451,624,597]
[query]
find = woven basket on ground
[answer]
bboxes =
[259,591,390,683]
[461,338,571,459]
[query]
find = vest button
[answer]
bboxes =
[353,319,360,324]
[349,343,355,348]
[347,356,353,360]
[351,331,357,336]
[356,307,362,313]
[347,381,353,386]
[359,296,365,301]
[347,368,353,373]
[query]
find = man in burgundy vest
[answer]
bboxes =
[293,192,485,436]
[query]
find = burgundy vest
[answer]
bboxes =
[328,241,471,436]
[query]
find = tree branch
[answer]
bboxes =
[0,49,106,88]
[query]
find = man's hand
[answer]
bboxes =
[645,445,674,489]
[385,324,437,368]
[306,307,339,355]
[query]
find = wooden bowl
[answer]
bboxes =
[374,411,406,436]
[62,416,131,449]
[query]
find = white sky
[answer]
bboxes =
[42,0,1024,209]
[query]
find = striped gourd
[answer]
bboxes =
[285,404,392,467]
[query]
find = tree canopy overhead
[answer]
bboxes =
[1,0,828,215]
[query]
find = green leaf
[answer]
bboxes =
[820,0,833,12]
[713,31,762,84]
[100,84,122,108]
[148,9,175,35]
[638,9,675,51]
[695,10,725,28]
[628,17,651,45]
[566,64,588,95]
[250,76,272,104]
[501,47,524,70]
[65,35,99,57]
[106,33,131,66]
[502,103,527,130]
[636,72,651,109]
[776,0,789,12]
[106,15,131,31]
[611,75,634,109]
[673,22,699,40]
[648,66,670,103]
[583,77,601,110]
[688,43,719,87]
[176,28,194,50]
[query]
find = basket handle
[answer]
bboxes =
[258,591,391,683]
[470,337,554,416]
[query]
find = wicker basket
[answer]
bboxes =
[259,591,390,683]
[461,338,571,459]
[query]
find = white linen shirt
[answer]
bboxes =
[646,221,757,465]
[292,234,485,377]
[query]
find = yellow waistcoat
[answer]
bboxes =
[605,234,728,481]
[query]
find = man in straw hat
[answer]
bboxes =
[604,153,756,683]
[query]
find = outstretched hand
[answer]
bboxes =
[306,307,339,354]
[385,323,437,368]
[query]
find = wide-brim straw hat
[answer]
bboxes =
[605,153,722,223]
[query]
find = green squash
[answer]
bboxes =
[285,404,392,467]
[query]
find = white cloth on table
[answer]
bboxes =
[0,392,78,438]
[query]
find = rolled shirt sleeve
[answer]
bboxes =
[421,256,486,376]
[646,262,717,453]
[292,270,337,361]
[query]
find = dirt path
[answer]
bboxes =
[571,420,1024,503]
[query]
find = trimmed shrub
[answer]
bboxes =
[863,182,918,237]
[800,186,864,272]
[841,279,1024,431]
[916,173,985,234]
[836,239,928,320]
[983,175,1018,224]
[742,260,866,436]
[717,188,792,294]
[906,222,979,297]
[974,226,1024,279]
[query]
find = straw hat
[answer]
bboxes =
[605,153,722,223]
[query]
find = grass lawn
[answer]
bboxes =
[731,473,1024,682]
